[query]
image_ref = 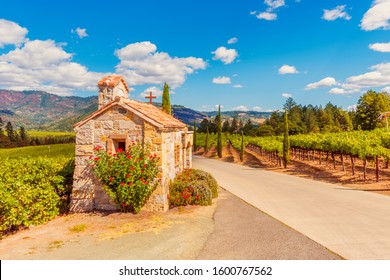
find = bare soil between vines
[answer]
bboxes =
[194,144,390,197]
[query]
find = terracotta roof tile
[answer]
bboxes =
[74,97,187,129]
[122,98,186,129]
[97,75,129,93]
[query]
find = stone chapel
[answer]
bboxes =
[70,75,193,212]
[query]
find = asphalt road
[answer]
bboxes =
[193,156,390,260]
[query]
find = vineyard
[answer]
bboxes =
[195,129,390,182]
[0,143,75,235]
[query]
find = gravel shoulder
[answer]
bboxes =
[0,188,340,260]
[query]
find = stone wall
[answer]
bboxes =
[70,105,179,213]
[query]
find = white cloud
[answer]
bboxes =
[233,105,249,111]
[227,37,238,44]
[252,106,263,111]
[212,76,231,84]
[305,77,337,90]
[344,62,390,89]
[328,88,351,95]
[383,86,390,92]
[323,62,390,94]
[322,5,351,21]
[282,92,292,98]
[256,12,277,21]
[361,0,390,31]
[265,0,285,11]
[250,11,257,15]
[0,39,102,95]
[278,64,299,74]
[115,41,207,88]
[211,46,238,64]
[369,42,390,52]
[347,105,357,112]
[72,27,88,39]
[139,86,163,99]
[233,84,243,88]
[0,19,28,48]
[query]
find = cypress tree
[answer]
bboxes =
[240,131,244,162]
[205,127,209,153]
[162,82,171,115]
[283,111,290,168]
[5,121,15,142]
[193,119,197,151]
[217,105,222,158]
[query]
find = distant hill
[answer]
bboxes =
[0,89,272,131]
[0,90,98,131]
[0,90,207,131]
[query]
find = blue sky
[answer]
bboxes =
[0,0,389,112]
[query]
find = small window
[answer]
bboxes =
[118,141,126,151]
[174,143,181,167]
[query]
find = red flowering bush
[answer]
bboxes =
[90,143,159,213]
[168,169,217,207]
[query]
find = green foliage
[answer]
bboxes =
[169,169,218,207]
[193,119,197,151]
[0,156,74,234]
[90,143,159,213]
[217,105,222,158]
[240,131,244,162]
[283,111,290,168]
[0,143,75,159]
[355,90,390,131]
[205,128,209,153]
[162,82,172,115]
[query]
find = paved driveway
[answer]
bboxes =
[193,156,390,260]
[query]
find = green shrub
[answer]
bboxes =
[0,156,74,235]
[169,169,218,207]
[90,143,159,213]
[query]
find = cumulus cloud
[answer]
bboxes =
[322,5,351,21]
[282,92,292,98]
[0,19,28,47]
[0,39,102,95]
[252,106,263,111]
[265,0,285,11]
[278,64,299,74]
[233,105,249,111]
[369,42,390,52]
[227,37,238,44]
[328,88,351,95]
[115,41,207,88]
[256,12,277,21]
[72,27,88,39]
[211,46,238,64]
[305,77,337,90]
[344,62,390,89]
[212,76,231,84]
[233,84,243,88]
[361,0,390,31]
[139,86,163,99]
[324,63,390,94]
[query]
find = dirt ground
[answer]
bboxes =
[198,144,390,197]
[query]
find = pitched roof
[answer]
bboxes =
[74,97,187,130]
[97,75,129,93]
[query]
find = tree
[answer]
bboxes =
[256,124,275,136]
[5,121,16,142]
[204,127,209,153]
[198,118,210,133]
[229,117,238,133]
[355,90,390,130]
[243,119,254,136]
[283,111,290,168]
[162,82,172,115]
[217,105,222,158]
[19,126,28,146]
[0,117,3,134]
[193,119,197,151]
[222,119,230,133]
[240,131,244,162]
